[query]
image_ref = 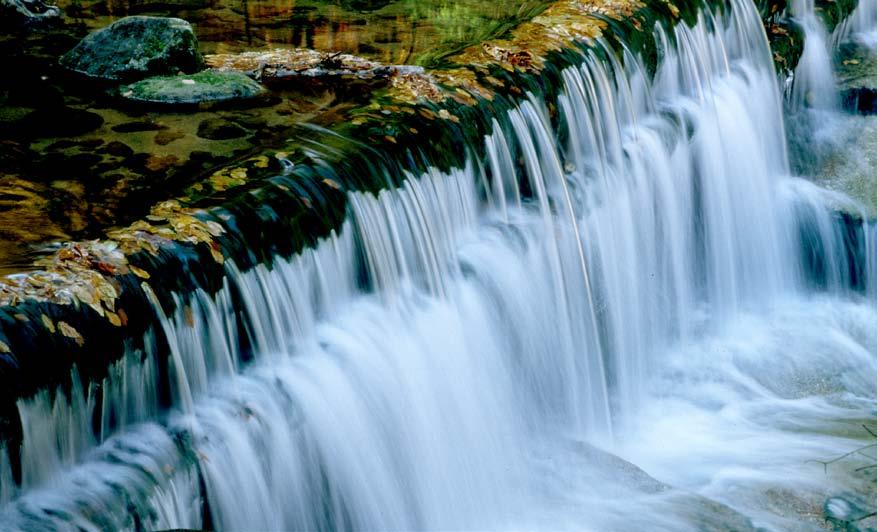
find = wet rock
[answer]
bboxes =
[60,16,204,82]
[18,107,104,138]
[0,0,62,28]
[119,70,264,105]
[0,107,33,138]
[568,442,757,531]
[0,141,34,173]
[143,154,179,172]
[205,49,422,82]
[154,129,185,146]
[102,141,134,158]
[825,495,877,529]
[111,121,165,133]
[196,118,247,140]
[837,44,877,114]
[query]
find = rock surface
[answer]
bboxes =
[196,117,247,140]
[812,114,877,215]
[837,44,877,114]
[0,0,61,27]
[120,70,264,105]
[205,49,423,82]
[60,16,204,82]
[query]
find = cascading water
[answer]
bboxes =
[834,0,877,48]
[789,0,838,110]
[2,0,877,530]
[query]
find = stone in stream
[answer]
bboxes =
[836,43,877,114]
[825,495,877,529]
[0,0,62,28]
[119,70,265,105]
[60,16,204,82]
[196,117,247,140]
[568,442,758,531]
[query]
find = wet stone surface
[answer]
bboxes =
[837,43,877,114]
[59,16,204,81]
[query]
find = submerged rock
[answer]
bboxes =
[837,44,877,114]
[0,0,62,27]
[15,107,104,138]
[196,118,247,140]
[825,495,877,529]
[60,16,204,82]
[120,70,265,105]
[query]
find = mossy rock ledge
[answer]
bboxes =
[0,0,867,454]
[120,70,265,105]
[59,16,204,82]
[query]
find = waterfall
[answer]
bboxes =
[1,0,877,530]
[834,0,877,47]
[790,0,839,110]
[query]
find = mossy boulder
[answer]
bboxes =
[120,70,264,105]
[60,16,204,82]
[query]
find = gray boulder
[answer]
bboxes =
[60,16,204,82]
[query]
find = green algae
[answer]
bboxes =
[121,70,265,105]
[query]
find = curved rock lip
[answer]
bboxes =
[0,0,844,447]
[119,70,266,105]
[59,15,204,82]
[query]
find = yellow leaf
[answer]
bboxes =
[130,265,151,279]
[106,311,122,327]
[0,341,10,353]
[210,247,225,264]
[58,321,84,346]
[41,314,55,333]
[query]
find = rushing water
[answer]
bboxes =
[2,0,877,530]
[790,0,838,110]
[834,0,877,48]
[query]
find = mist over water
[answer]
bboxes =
[1,0,877,530]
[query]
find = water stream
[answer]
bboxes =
[790,0,838,110]
[1,0,877,530]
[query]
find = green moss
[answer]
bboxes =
[816,0,858,33]
[121,70,264,105]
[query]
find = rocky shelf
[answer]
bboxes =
[0,0,864,462]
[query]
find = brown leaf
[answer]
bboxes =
[58,321,84,346]
[117,308,129,326]
[106,310,122,327]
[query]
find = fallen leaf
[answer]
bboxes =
[40,314,55,333]
[106,311,122,327]
[130,265,151,279]
[58,321,84,346]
